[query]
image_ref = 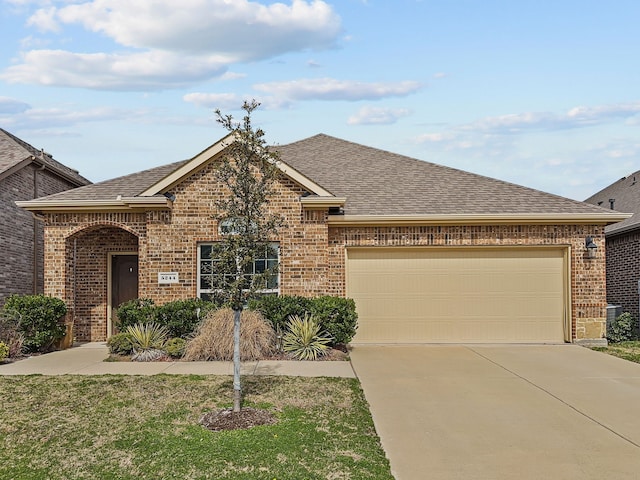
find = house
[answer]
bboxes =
[0,128,91,306]
[585,173,640,319]
[16,133,627,344]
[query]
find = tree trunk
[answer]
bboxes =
[232,307,242,412]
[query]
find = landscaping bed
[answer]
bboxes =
[0,375,393,480]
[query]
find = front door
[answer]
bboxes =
[111,254,138,336]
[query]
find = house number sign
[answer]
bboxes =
[158,272,179,284]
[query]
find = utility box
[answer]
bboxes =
[606,304,623,330]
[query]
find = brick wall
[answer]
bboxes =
[0,164,80,306]
[605,232,640,319]
[39,160,608,342]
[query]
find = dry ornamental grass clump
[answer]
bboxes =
[183,308,275,361]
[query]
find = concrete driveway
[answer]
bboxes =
[350,345,640,480]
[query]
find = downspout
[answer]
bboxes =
[32,155,46,294]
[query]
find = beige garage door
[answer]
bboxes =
[346,247,568,344]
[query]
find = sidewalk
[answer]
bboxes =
[0,342,356,378]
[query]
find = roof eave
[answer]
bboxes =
[15,196,171,213]
[300,196,346,209]
[327,212,632,227]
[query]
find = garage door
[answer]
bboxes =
[346,247,568,344]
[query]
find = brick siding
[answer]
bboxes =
[40,161,608,342]
[605,232,640,320]
[0,165,80,306]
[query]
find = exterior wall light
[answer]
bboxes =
[585,236,597,259]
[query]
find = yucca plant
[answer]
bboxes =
[282,314,332,361]
[125,322,168,362]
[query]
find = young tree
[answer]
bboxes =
[214,100,282,412]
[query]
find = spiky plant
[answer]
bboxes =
[125,322,168,362]
[282,314,332,361]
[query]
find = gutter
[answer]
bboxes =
[15,196,172,212]
[327,212,632,227]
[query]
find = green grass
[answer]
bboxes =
[0,375,393,480]
[592,341,640,364]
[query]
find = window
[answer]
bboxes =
[197,242,279,301]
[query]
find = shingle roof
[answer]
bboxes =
[24,132,617,219]
[34,159,189,202]
[584,172,640,235]
[0,128,91,186]
[276,134,611,216]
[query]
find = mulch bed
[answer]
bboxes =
[199,407,278,431]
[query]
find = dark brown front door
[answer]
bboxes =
[111,254,138,335]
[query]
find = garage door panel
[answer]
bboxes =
[347,247,567,344]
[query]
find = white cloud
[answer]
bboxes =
[26,6,60,32]
[0,105,154,129]
[347,106,411,125]
[2,49,229,90]
[6,0,342,90]
[0,97,31,114]
[254,78,423,103]
[460,102,640,134]
[183,93,243,110]
[48,0,341,58]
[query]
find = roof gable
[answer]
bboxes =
[139,133,335,198]
[0,128,91,186]
[585,171,640,235]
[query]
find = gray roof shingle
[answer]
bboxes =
[25,133,615,218]
[35,160,189,202]
[585,172,640,235]
[276,134,611,216]
[0,128,91,186]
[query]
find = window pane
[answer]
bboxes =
[200,244,212,259]
[198,242,279,297]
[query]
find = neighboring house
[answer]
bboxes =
[0,128,91,306]
[17,133,627,344]
[585,173,640,319]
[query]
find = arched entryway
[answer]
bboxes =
[66,225,139,341]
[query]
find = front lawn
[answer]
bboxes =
[592,341,640,364]
[0,375,393,480]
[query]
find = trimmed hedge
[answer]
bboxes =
[249,295,358,345]
[309,296,358,345]
[115,298,217,339]
[115,299,156,331]
[155,299,217,339]
[2,294,67,353]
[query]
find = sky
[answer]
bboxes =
[1,0,639,201]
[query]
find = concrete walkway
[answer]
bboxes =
[351,344,640,480]
[0,342,356,377]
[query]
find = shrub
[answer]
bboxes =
[184,308,275,361]
[106,332,134,356]
[607,312,638,343]
[0,311,24,358]
[116,299,156,331]
[0,342,8,362]
[165,337,187,358]
[155,299,216,339]
[282,314,332,361]
[125,323,168,362]
[248,295,311,332]
[309,296,358,345]
[3,294,67,353]
[249,295,358,346]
